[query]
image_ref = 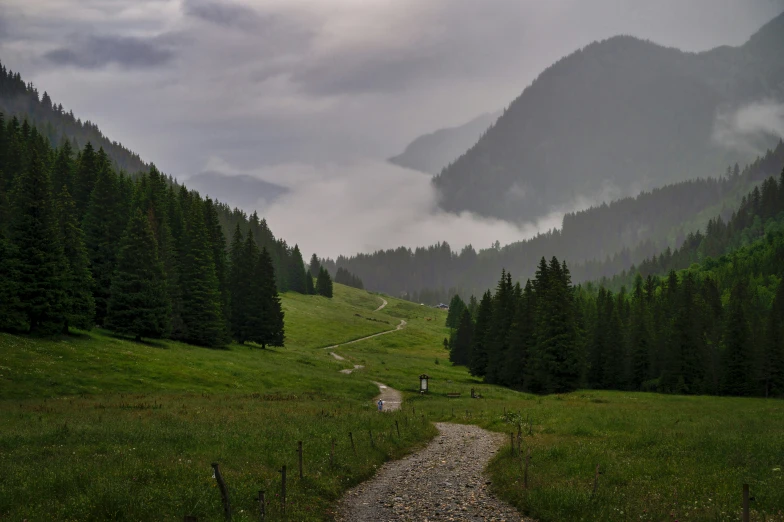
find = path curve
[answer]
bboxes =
[324,319,406,351]
[374,296,388,312]
[373,382,402,412]
[335,423,527,521]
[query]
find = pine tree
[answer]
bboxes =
[105,209,170,341]
[10,145,67,333]
[179,199,226,347]
[309,253,321,277]
[503,280,534,390]
[316,266,333,298]
[82,150,125,325]
[253,247,285,349]
[228,224,250,343]
[445,294,467,328]
[761,280,784,397]
[288,244,308,293]
[73,142,98,217]
[51,141,75,195]
[0,231,23,330]
[55,186,95,331]
[305,273,315,295]
[469,290,493,377]
[629,274,651,388]
[722,282,754,396]
[203,197,229,329]
[449,309,474,366]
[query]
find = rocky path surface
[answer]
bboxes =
[373,382,402,411]
[324,319,407,351]
[374,297,389,312]
[336,423,526,522]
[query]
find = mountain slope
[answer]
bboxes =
[433,12,784,222]
[389,111,500,174]
[328,142,784,301]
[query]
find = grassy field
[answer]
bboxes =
[2,283,783,521]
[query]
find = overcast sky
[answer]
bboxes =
[2,0,783,257]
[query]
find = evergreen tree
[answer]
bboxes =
[629,274,651,388]
[288,244,308,293]
[309,253,321,277]
[179,199,226,347]
[0,230,22,330]
[252,247,285,349]
[82,150,125,325]
[73,142,98,217]
[305,273,315,295]
[722,282,754,396]
[316,266,333,298]
[485,271,515,384]
[55,186,95,331]
[445,294,467,328]
[503,280,534,390]
[469,290,493,377]
[105,209,170,341]
[9,146,67,333]
[203,197,229,329]
[761,280,784,397]
[449,309,474,366]
[228,224,251,343]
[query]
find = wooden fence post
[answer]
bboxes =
[211,463,231,521]
[369,429,375,448]
[349,432,356,454]
[257,490,265,521]
[742,484,750,522]
[395,420,400,437]
[510,432,515,456]
[279,466,286,515]
[330,438,335,466]
[524,447,530,489]
[297,441,303,479]
[592,464,601,496]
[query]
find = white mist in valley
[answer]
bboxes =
[198,158,579,259]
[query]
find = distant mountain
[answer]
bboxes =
[389,111,500,174]
[433,11,784,222]
[186,171,288,212]
[327,142,784,302]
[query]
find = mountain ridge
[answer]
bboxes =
[432,11,784,222]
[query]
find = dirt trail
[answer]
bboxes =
[330,352,345,361]
[374,296,388,312]
[324,319,406,351]
[336,423,527,521]
[339,364,365,374]
[373,382,402,412]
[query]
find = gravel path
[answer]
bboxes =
[339,364,364,374]
[373,382,402,411]
[374,297,389,312]
[324,319,407,350]
[331,352,346,361]
[336,423,526,522]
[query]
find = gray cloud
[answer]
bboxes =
[184,0,261,30]
[44,34,173,69]
[4,0,784,259]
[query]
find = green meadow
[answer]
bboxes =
[2,284,783,521]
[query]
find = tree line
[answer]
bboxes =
[0,113,292,347]
[447,172,784,397]
[327,143,784,302]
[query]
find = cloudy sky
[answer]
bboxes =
[2,0,783,257]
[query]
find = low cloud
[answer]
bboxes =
[44,34,173,69]
[197,159,584,259]
[712,99,784,154]
[183,0,263,30]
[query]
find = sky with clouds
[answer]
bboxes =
[2,0,783,257]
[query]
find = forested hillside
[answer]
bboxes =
[432,12,784,222]
[388,111,500,174]
[328,142,784,303]
[0,62,147,174]
[446,169,784,397]
[0,113,295,347]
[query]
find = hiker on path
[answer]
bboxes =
[377,399,383,411]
